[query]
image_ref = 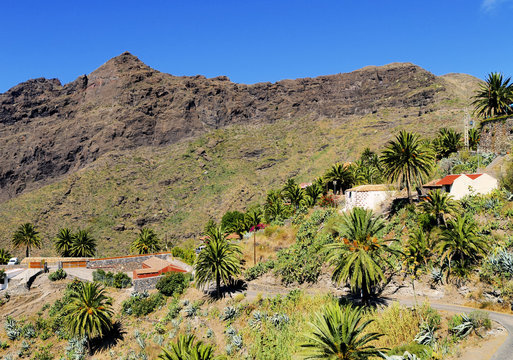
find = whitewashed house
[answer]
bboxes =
[345,184,397,211]
[422,173,498,200]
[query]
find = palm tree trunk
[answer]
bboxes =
[406,175,412,203]
[26,246,29,258]
[216,272,221,298]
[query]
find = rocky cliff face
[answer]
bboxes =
[0,52,450,201]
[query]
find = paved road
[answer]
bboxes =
[386,298,513,360]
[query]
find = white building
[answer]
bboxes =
[423,173,498,200]
[345,184,397,211]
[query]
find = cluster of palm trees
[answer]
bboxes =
[54,228,97,257]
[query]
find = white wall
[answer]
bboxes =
[345,191,393,211]
[450,174,498,200]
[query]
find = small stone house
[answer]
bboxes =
[422,173,498,200]
[345,184,397,211]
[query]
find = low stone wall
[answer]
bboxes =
[87,253,172,269]
[480,118,513,154]
[133,275,163,292]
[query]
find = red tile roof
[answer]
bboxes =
[467,174,483,180]
[436,175,461,185]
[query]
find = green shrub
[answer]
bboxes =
[113,272,132,289]
[48,269,67,281]
[122,292,165,317]
[93,269,131,288]
[469,310,492,330]
[171,247,195,265]
[244,260,275,281]
[388,342,430,358]
[156,272,190,296]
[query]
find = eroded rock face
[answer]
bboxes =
[0,52,444,201]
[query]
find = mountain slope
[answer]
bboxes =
[0,53,480,256]
[0,52,468,202]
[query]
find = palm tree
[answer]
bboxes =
[305,183,323,206]
[405,228,431,268]
[420,189,459,226]
[0,248,11,265]
[432,128,462,159]
[159,334,220,360]
[65,281,113,354]
[326,208,395,300]
[472,72,513,118]
[12,223,42,258]
[130,228,161,254]
[324,163,353,195]
[437,215,489,279]
[381,131,434,203]
[70,230,97,257]
[468,128,480,151]
[285,183,306,209]
[54,228,75,257]
[245,209,263,265]
[194,226,242,297]
[301,303,386,359]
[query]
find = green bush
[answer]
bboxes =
[48,269,67,281]
[156,272,190,296]
[388,342,430,358]
[113,272,132,288]
[93,269,131,288]
[171,247,195,265]
[122,292,165,317]
[244,260,275,281]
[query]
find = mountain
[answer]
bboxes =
[0,53,480,256]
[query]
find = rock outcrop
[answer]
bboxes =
[0,52,453,201]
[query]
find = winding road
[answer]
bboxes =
[387,298,513,360]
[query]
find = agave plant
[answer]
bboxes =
[381,352,421,360]
[450,314,477,339]
[430,267,444,286]
[414,322,436,345]
[4,317,20,341]
[222,306,237,321]
[269,313,290,328]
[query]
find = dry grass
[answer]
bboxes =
[240,226,297,265]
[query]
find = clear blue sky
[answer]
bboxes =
[1,0,512,92]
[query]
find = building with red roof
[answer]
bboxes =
[422,173,497,200]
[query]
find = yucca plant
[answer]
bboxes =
[158,334,220,360]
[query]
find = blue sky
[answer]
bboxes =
[1,0,512,92]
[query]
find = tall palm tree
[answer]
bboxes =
[245,208,263,265]
[326,208,395,300]
[130,228,161,254]
[301,303,386,359]
[437,215,488,279]
[432,128,462,159]
[194,226,242,297]
[420,189,459,226]
[381,131,434,203]
[70,230,97,257]
[65,281,113,354]
[468,128,480,151]
[305,183,324,206]
[285,183,306,209]
[0,248,11,265]
[472,72,513,118]
[324,163,353,195]
[159,334,220,360]
[54,228,75,257]
[12,223,42,258]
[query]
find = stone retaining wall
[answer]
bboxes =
[87,253,171,269]
[480,118,513,154]
[133,275,163,292]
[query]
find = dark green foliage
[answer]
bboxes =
[92,269,131,288]
[48,269,67,281]
[69,230,96,257]
[12,223,41,258]
[275,210,334,285]
[221,211,245,231]
[156,272,191,296]
[122,292,165,317]
[244,260,275,281]
[0,248,11,265]
[171,246,195,265]
[472,72,513,118]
